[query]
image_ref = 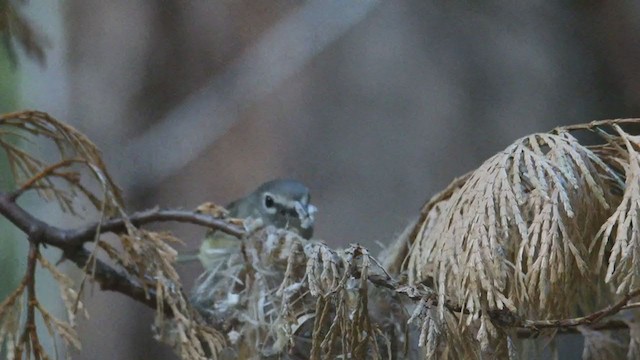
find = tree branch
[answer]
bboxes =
[514,319,629,338]
[361,253,640,337]
[519,288,640,330]
[0,191,245,312]
[16,241,43,359]
[0,192,244,246]
[66,207,244,246]
[1,186,638,342]
[8,158,87,201]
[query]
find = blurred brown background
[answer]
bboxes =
[7,0,640,359]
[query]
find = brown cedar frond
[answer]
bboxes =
[0,110,123,216]
[591,126,640,294]
[0,243,87,360]
[7,111,640,359]
[185,119,640,359]
[405,132,613,319]
[390,119,640,358]
[0,283,25,359]
[37,253,87,326]
[0,111,226,359]
[112,228,226,359]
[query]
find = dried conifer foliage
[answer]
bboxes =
[387,120,640,358]
[4,111,640,360]
[190,119,640,359]
[0,111,225,360]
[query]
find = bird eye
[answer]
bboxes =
[264,195,274,208]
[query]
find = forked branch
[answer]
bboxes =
[0,191,244,310]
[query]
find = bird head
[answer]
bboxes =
[232,179,317,239]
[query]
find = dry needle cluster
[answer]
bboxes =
[385,120,640,358]
[0,111,225,359]
[189,226,410,359]
[3,111,640,360]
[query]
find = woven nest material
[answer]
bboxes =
[189,227,410,359]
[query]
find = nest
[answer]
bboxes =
[189,227,411,359]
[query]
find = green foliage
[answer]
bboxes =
[0,38,20,359]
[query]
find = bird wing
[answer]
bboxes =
[196,197,249,269]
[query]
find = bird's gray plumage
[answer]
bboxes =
[197,179,316,269]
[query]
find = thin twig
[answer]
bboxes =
[621,302,640,311]
[66,207,245,245]
[362,253,640,335]
[9,158,87,201]
[554,118,640,133]
[521,288,640,330]
[515,319,629,338]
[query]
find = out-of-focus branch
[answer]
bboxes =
[116,0,381,193]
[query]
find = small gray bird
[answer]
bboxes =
[196,179,317,269]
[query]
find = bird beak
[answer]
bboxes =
[295,202,317,229]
